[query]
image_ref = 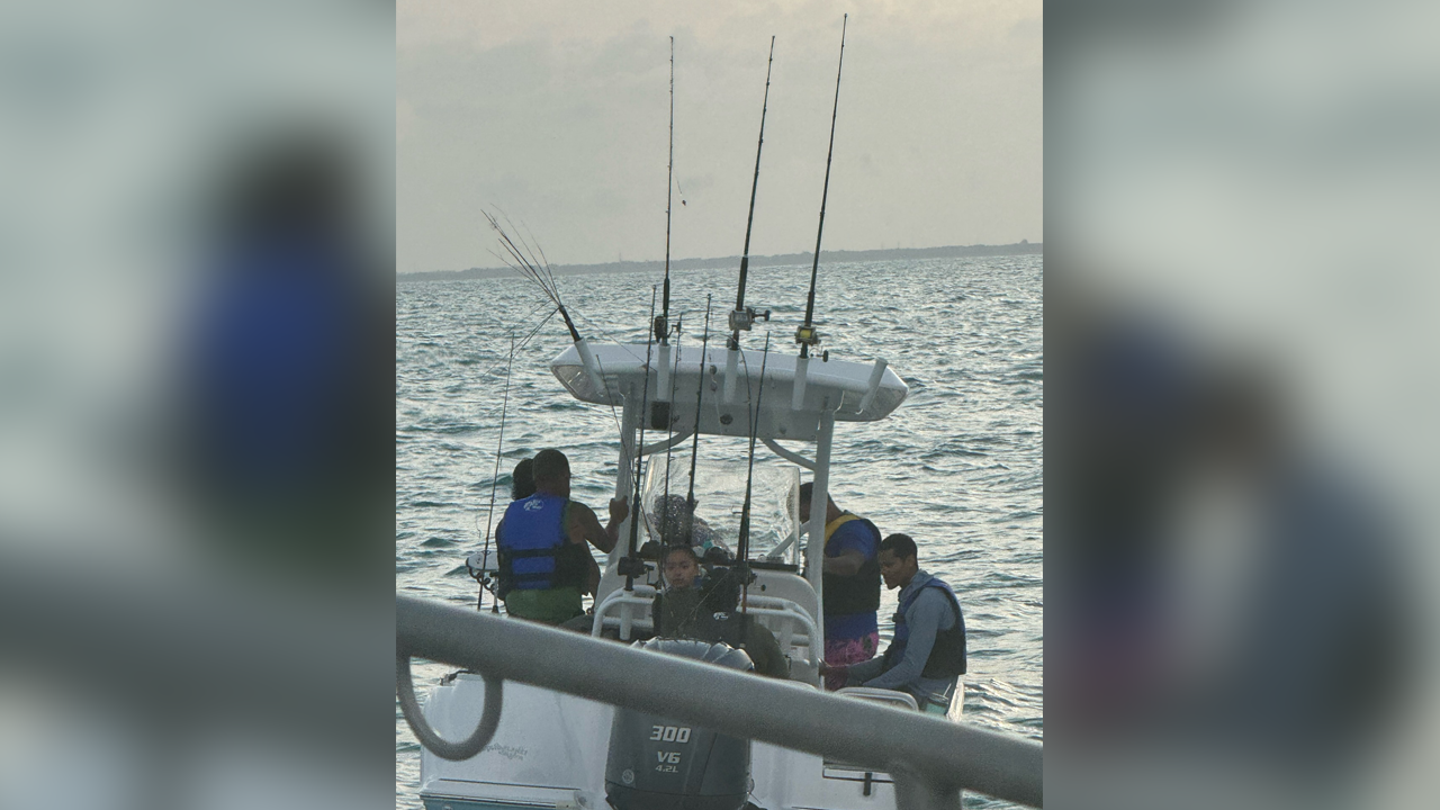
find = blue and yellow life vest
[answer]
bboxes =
[821,514,882,615]
[497,493,586,594]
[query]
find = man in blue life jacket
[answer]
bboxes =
[821,533,967,713]
[799,482,882,690]
[497,448,628,624]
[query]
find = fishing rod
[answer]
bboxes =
[620,286,661,591]
[658,36,676,341]
[661,324,683,521]
[473,332,517,612]
[797,14,848,361]
[735,332,773,565]
[654,38,679,430]
[726,37,776,356]
[683,297,713,532]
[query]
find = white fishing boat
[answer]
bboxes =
[415,333,965,810]
[401,22,1030,810]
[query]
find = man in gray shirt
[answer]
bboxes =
[822,533,967,713]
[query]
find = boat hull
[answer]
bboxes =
[418,674,906,810]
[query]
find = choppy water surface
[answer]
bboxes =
[396,255,1042,808]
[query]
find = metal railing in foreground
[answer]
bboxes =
[396,595,1043,810]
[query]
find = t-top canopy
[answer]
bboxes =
[551,342,907,443]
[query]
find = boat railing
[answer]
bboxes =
[397,595,1042,810]
[591,583,657,639]
[736,595,819,665]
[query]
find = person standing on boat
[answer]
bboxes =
[822,533,967,713]
[798,482,883,690]
[496,448,627,624]
[498,456,602,597]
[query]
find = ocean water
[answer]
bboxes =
[395,253,1043,808]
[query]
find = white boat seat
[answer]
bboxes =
[834,686,920,712]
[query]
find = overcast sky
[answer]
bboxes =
[398,1,1041,273]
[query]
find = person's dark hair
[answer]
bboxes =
[510,458,536,500]
[532,448,569,488]
[880,533,917,561]
[797,481,835,512]
[660,544,700,567]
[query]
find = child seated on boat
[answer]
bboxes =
[652,545,789,679]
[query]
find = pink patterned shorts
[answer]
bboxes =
[824,632,879,691]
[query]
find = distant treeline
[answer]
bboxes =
[398,241,1041,282]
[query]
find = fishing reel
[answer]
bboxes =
[727,306,770,333]
[699,560,756,614]
[466,550,499,582]
[652,313,681,343]
[617,554,651,580]
[795,325,829,360]
[466,551,502,611]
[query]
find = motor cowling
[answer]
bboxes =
[605,639,753,810]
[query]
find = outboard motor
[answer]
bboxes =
[605,639,753,810]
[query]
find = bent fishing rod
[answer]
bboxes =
[798,15,848,360]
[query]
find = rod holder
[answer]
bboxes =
[575,338,606,399]
[792,355,810,410]
[724,348,740,404]
[856,358,889,413]
[657,343,672,403]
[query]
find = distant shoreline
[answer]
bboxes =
[398,242,1041,282]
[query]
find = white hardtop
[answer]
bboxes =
[551,340,907,443]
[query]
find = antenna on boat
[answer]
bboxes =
[653,37,679,431]
[485,212,580,342]
[723,38,775,402]
[793,16,847,409]
[485,211,607,395]
[620,286,661,592]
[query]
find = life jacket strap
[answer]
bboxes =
[505,547,562,559]
[822,513,864,550]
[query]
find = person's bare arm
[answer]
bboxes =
[568,498,627,554]
[605,496,628,548]
[583,551,601,595]
[822,548,865,576]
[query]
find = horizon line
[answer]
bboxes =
[398,240,1041,278]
